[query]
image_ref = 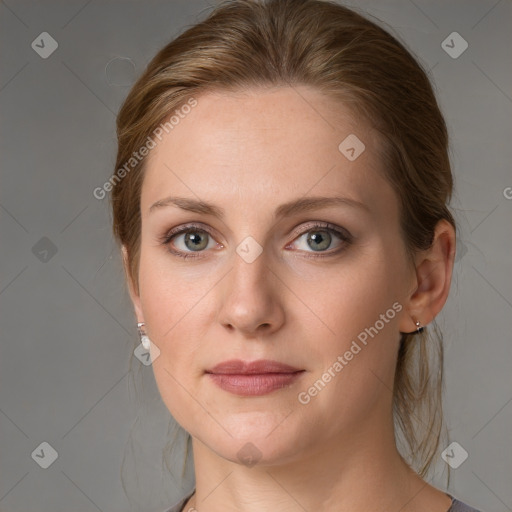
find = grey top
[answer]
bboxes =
[162,490,482,512]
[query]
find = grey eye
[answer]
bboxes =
[173,230,214,252]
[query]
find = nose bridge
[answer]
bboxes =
[225,215,272,290]
[217,241,285,334]
[228,242,272,305]
[232,242,268,290]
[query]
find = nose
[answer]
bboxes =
[217,248,285,337]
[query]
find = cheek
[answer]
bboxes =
[137,257,202,383]
[295,264,402,430]
[304,254,401,339]
[298,244,404,391]
[137,247,212,338]
[137,261,206,428]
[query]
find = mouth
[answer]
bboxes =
[205,359,305,396]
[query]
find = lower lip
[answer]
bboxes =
[207,372,304,396]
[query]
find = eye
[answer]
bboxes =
[287,222,352,257]
[159,224,220,259]
[159,221,352,260]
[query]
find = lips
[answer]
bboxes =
[206,359,302,375]
[205,359,305,396]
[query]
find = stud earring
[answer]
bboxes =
[412,317,424,334]
[137,322,151,350]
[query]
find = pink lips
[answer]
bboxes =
[205,359,305,396]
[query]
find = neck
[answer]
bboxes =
[185,410,441,512]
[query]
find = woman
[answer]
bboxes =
[111,0,482,510]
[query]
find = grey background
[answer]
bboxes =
[0,0,511,511]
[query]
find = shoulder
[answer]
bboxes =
[448,496,483,512]
[161,489,195,512]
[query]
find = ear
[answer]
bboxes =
[122,245,144,323]
[399,219,456,333]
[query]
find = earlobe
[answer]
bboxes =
[399,219,456,333]
[399,316,424,335]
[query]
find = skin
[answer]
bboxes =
[123,85,456,511]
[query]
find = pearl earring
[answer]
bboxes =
[137,322,151,350]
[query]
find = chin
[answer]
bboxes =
[198,415,308,468]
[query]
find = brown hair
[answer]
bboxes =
[111,0,455,493]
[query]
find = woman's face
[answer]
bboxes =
[129,86,417,466]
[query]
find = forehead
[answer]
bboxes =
[141,86,394,219]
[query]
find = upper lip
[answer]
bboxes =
[206,359,303,374]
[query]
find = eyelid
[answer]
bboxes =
[288,221,352,243]
[160,222,218,242]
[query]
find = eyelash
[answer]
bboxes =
[158,222,353,260]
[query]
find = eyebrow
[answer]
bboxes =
[148,195,370,219]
